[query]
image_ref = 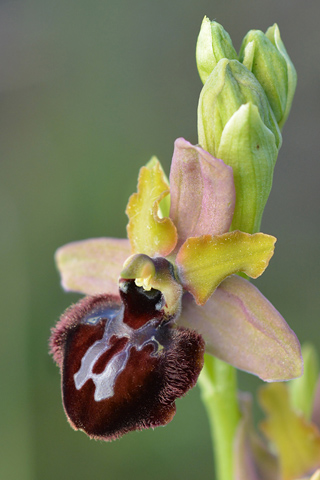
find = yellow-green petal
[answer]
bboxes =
[145,155,171,217]
[176,231,276,305]
[126,160,177,257]
[259,383,320,480]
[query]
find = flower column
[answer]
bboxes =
[195,17,297,480]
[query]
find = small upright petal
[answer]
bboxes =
[169,138,235,248]
[145,155,171,217]
[178,275,302,381]
[55,238,131,296]
[176,231,276,305]
[126,160,177,257]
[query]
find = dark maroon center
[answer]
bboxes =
[51,279,205,440]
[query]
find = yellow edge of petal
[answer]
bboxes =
[126,162,177,257]
[176,231,276,305]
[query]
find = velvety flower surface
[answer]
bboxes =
[51,137,302,440]
[50,276,204,440]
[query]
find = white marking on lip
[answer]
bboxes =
[74,306,164,401]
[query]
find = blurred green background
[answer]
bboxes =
[1,0,319,479]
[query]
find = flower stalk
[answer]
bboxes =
[196,16,297,480]
[199,356,241,480]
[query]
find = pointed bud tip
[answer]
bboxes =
[196,17,238,84]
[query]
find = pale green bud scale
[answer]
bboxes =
[266,24,297,129]
[196,17,238,85]
[217,103,277,233]
[239,29,289,126]
[198,58,282,157]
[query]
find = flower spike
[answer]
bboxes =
[51,15,302,463]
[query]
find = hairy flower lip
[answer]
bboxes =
[50,293,121,367]
[50,282,205,441]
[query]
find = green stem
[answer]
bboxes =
[199,354,241,480]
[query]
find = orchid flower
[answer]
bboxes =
[50,136,302,441]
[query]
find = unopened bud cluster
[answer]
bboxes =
[196,17,297,233]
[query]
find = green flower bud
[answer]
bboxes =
[197,58,282,233]
[198,58,282,157]
[266,24,297,129]
[289,343,319,420]
[239,24,297,129]
[196,16,238,85]
[217,103,277,233]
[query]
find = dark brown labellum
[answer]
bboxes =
[50,280,205,441]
